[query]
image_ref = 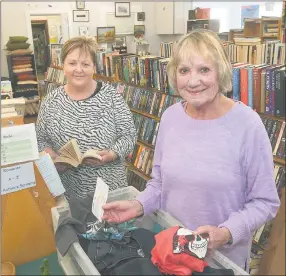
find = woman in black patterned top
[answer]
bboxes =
[36,36,136,198]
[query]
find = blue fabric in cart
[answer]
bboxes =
[55,192,137,256]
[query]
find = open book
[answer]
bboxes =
[54,139,102,167]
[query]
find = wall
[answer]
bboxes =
[193,1,283,32]
[1,1,283,78]
[1,2,28,77]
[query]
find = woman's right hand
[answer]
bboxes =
[102,200,144,224]
[43,147,71,172]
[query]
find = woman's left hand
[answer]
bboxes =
[194,225,231,250]
[83,150,117,166]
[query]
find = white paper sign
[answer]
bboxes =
[1,162,36,195]
[1,123,39,166]
[35,153,65,197]
[92,177,109,222]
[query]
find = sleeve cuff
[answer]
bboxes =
[219,218,248,246]
[136,192,160,216]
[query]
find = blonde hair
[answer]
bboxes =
[61,36,97,65]
[167,29,232,93]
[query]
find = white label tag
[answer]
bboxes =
[1,162,36,195]
[92,177,109,221]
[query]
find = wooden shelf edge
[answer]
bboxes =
[137,139,155,150]
[126,162,151,181]
[258,112,285,122]
[130,108,160,121]
[273,156,286,166]
[45,80,65,86]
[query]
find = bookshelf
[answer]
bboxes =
[44,47,285,274]
[187,19,220,33]
[6,53,38,98]
[130,108,160,122]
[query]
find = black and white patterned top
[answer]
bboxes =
[36,82,136,198]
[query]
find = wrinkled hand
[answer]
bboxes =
[55,163,72,173]
[102,200,143,224]
[83,150,117,166]
[194,225,231,250]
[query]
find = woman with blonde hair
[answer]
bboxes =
[103,29,280,270]
[36,36,136,198]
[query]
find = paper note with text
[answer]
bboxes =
[1,162,36,195]
[92,177,109,222]
[35,152,65,197]
[1,123,39,166]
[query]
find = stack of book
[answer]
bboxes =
[160,42,175,58]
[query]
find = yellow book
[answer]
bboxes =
[54,139,102,167]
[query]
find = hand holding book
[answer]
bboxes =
[83,149,117,166]
[53,139,117,168]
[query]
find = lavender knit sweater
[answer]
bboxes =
[137,101,280,270]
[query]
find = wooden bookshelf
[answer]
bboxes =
[130,108,160,122]
[126,162,151,181]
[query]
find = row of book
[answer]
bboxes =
[46,67,67,85]
[119,84,181,118]
[261,116,285,159]
[95,51,174,94]
[126,169,147,192]
[224,39,285,65]
[132,113,159,146]
[45,58,285,118]
[231,63,285,117]
[262,21,279,38]
[127,144,154,177]
[160,42,175,58]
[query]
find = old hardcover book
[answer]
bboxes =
[54,139,102,167]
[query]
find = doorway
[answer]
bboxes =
[31,20,50,79]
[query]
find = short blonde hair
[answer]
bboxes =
[167,29,232,93]
[61,36,97,65]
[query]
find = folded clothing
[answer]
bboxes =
[6,42,30,51]
[9,49,33,55]
[13,64,32,69]
[13,68,33,73]
[55,192,138,256]
[8,36,28,43]
[12,56,32,61]
[55,193,162,275]
[79,228,162,275]
[17,81,38,85]
[17,74,37,81]
[152,226,208,275]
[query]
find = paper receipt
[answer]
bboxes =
[92,177,109,221]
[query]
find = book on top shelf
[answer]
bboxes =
[54,139,102,167]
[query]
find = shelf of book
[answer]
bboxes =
[130,108,161,122]
[126,162,151,181]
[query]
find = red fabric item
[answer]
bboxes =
[151,226,208,275]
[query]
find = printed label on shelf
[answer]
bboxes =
[1,162,36,195]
